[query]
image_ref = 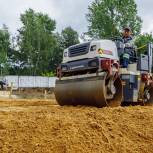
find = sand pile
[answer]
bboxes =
[0,99,152,153]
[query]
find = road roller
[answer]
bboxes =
[55,38,153,107]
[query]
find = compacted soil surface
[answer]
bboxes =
[0,99,152,153]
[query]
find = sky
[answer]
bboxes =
[0,0,153,35]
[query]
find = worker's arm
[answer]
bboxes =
[124,39,135,48]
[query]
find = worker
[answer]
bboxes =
[121,27,135,68]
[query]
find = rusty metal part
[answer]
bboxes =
[55,74,123,108]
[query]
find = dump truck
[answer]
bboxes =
[55,38,153,107]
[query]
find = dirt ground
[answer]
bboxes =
[0,99,153,153]
[12,88,55,99]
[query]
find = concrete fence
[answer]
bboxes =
[4,76,56,89]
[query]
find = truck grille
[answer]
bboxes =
[68,42,90,57]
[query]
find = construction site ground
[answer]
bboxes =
[0,98,153,153]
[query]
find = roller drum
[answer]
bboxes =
[55,75,122,107]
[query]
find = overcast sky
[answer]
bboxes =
[0,0,153,35]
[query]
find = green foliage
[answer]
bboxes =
[0,25,10,63]
[87,0,142,38]
[41,71,55,77]
[0,25,10,75]
[17,9,56,75]
[49,33,63,72]
[135,33,153,55]
[14,10,80,75]
[61,27,79,48]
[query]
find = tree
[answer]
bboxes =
[0,25,10,75]
[49,33,63,72]
[61,27,79,48]
[87,0,142,38]
[17,9,56,75]
[135,33,153,55]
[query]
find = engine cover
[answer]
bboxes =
[62,40,119,63]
